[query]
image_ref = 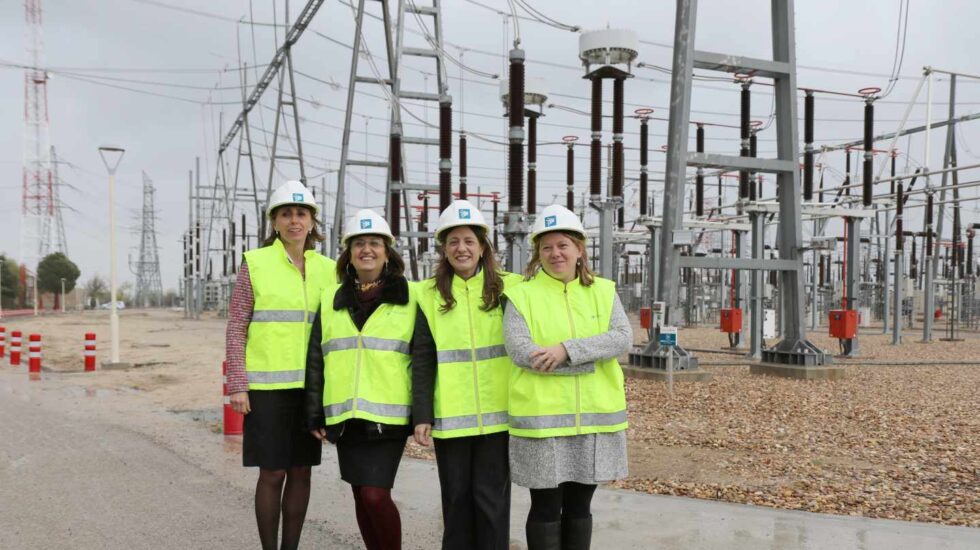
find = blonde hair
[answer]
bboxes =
[524,230,594,286]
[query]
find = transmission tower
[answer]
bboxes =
[21,0,56,273]
[49,145,69,256]
[134,172,163,307]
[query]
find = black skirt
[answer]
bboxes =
[334,419,410,488]
[243,389,322,470]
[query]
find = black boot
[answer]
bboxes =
[526,520,562,550]
[560,515,592,550]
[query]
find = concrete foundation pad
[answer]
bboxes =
[100,361,133,370]
[623,365,713,382]
[750,362,846,380]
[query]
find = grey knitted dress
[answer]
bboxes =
[503,294,632,489]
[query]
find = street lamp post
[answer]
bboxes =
[60,277,66,313]
[99,145,127,367]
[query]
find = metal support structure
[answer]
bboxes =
[842,217,861,355]
[748,213,765,359]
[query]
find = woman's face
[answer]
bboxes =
[349,235,388,280]
[273,206,313,246]
[537,232,582,283]
[444,226,484,278]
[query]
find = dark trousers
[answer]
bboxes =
[433,431,511,550]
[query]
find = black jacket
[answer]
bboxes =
[303,273,414,442]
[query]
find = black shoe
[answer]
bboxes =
[560,515,592,550]
[526,520,562,550]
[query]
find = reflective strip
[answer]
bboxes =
[29,351,40,358]
[434,411,509,432]
[307,311,316,324]
[223,396,231,405]
[322,336,410,355]
[247,369,305,384]
[324,397,411,419]
[509,410,627,430]
[84,351,96,357]
[251,310,306,322]
[436,344,508,364]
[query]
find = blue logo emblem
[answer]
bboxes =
[292,193,303,201]
[544,215,557,227]
[459,208,471,219]
[360,219,372,229]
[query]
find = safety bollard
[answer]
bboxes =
[84,333,97,372]
[0,326,5,359]
[28,334,41,373]
[9,330,22,366]
[222,361,244,435]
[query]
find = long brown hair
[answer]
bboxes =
[262,205,325,251]
[335,239,406,282]
[434,226,504,313]
[524,230,595,286]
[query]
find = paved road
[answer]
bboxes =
[1,369,977,549]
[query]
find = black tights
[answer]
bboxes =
[527,482,597,523]
[255,466,312,550]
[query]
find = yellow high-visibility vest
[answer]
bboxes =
[319,281,417,425]
[418,270,523,438]
[503,271,627,438]
[243,239,336,390]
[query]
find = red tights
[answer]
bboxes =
[351,485,401,550]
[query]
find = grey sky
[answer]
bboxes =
[1,0,978,292]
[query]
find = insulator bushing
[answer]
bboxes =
[925,193,934,254]
[590,78,602,197]
[896,183,904,248]
[739,84,750,199]
[528,116,537,215]
[389,133,402,236]
[695,125,705,217]
[639,119,648,216]
[566,144,575,211]
[803,91,814,201]
[508,49,525,211]
[459,134,468,199]
[439,98,452,213]
[862,101,874,207]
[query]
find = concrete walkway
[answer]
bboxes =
[0,368,977,549]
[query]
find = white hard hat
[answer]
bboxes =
[434,200,489,243]
[267,180,320,218]
[343,209,394,247]
[530,204,586,242]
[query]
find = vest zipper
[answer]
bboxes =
[465,281,484,434]
[564,285,582,435]
[352,334,364,415]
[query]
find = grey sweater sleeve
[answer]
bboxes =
[503,302,595,375]
[563,293,633,366]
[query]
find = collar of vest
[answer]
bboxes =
[451,267,484,293]
[271,237,317,265]
[532,269,583,291]
[334,273,410,310]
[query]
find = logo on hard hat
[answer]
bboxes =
[360,219,372,229]
[292,193,304,201]
[459,208,471,219]
[544,215,557,228]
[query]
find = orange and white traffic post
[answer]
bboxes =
[28,334,41,373]
[84,333,97,372]
[222,361,244,435]
[0,326,6,359]
[9,330,22,366]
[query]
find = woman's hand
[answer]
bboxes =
[413,423,432,447]
[529,344,569,372]
[310,427,329,443]
[229,391,251,414]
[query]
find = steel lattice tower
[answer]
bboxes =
[21,0,56,273]
[134,172,163,307]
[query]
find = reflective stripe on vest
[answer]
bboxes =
[251,309,316,323]
[243,239,336,390]
[324,397,411,420]
[503,272,628,438]
[322,336,411,355]
[247,369,306,384]
[418,271,523,439]
[320,281,416,426]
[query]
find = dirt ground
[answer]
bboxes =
[3,309,977,527]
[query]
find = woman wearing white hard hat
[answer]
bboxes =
[304,208,415,549]
[502,204,632,550]
[224,180,337,550]
[411,199,522,549]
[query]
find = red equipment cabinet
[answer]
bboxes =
[639,307,652,329]
[719,308,742,333]
[829,309,858,339]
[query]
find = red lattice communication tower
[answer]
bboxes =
[21,0,56,278]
